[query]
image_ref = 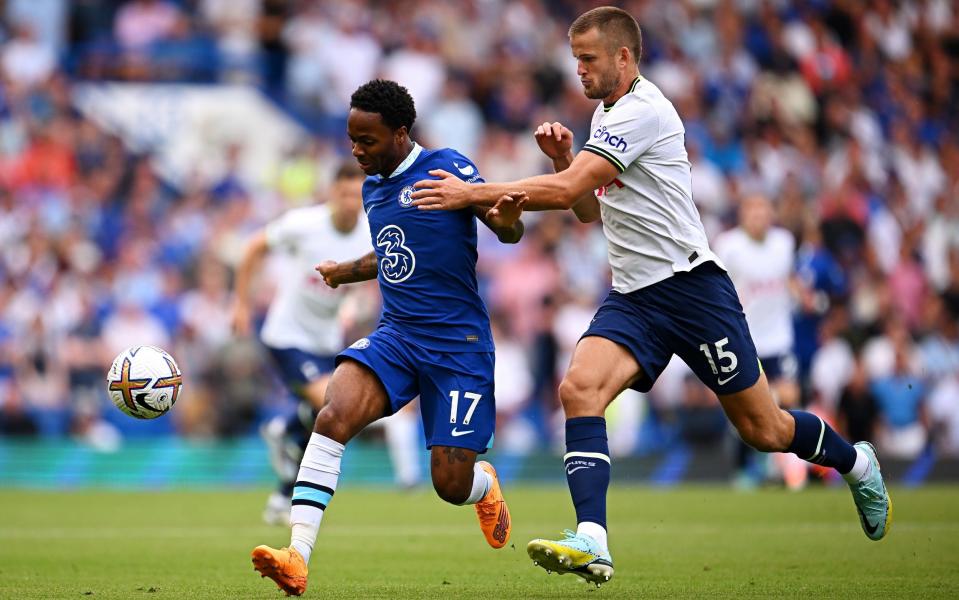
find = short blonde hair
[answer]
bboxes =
[569,6,643,65]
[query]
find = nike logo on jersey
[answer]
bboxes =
[566,465,590,475]
[451,428,474,437]
[717,371,740,386]
[453,162,475,176]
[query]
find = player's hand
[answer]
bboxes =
[534,121,574,160]
[411,169,473,211]
[486,192,527,228]
[230,301,252,337]
[315,260,340,288]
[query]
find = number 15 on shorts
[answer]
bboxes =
[699,337,738,375]
[449,390,481,435]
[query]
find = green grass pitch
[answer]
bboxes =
[1,485,957,599]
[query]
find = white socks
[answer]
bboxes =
[290,433,344,564]
[842,446,872,484]
[577,521,608,552]
[459,463,493,505]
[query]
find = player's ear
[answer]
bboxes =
[394,126,409,145]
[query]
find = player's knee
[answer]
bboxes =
[313,403,351,443]
[735,416,791,453]
[431,469,471,505]
[558,376,596,412]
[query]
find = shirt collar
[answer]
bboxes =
[385,142,423,179]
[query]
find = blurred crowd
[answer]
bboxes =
[0,0,958,466]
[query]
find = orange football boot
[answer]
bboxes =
[475,461,511,548]
[251,545,308,596]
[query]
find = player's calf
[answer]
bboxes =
[430,446,477,504]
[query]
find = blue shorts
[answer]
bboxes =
[266,346,337,396]
[759,353,798,381]
[338,326,495,453]
[583,262,760,395]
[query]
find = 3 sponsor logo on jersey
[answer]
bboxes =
[593,125,628,152]
[398,185,415,207]
[375,224,416,283]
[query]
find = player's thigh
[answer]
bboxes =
[716,372,794,452]
[561,336,644,417]
[315,359,392,443]
[317,332,420,442]
[665,266,763,396]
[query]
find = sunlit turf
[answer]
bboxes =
[1,485,957,598]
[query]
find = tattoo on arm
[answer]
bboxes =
[340,252,378,284]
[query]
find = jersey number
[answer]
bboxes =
[449,390,482,425]
[699,337,738,375]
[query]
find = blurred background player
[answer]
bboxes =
[232,162,421,525]
[250,80,525,596]
[715,193,807,490]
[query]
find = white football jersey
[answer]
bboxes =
[260,204,372,355]
[713,226,795,356]
[583,76,722,293]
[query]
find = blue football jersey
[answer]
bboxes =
[361,143,493,353]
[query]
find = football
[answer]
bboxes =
[106,345,183,419]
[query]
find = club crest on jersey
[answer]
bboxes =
[350,338,370,350]
[376,224,416,283]
[398,186,415,207]
[593,125,628,152]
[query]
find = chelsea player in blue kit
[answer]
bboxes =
[251,80,526,596]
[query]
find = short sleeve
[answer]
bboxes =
[446,150,485,185]
[264,208,307,251]
[582,97,659,173]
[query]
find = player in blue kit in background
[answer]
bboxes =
[250,79,526,597]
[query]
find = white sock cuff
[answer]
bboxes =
[577,521,608,551]
[309,432,345,454]
[461,463,492,505]
[843,446,871,484]
[300,433,344,474]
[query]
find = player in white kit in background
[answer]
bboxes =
[232,163,420,525]
[715,194,806,489]
[411,6,891,586]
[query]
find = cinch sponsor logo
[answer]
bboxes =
[592,125,628,152]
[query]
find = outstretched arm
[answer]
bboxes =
[315,252,378,288]
[411,147,618,213]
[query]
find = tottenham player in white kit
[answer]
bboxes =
[412,6,891,586]
[715,194,806,489]
[232,163,419,525]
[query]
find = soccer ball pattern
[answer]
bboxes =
[106,345,183,419]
